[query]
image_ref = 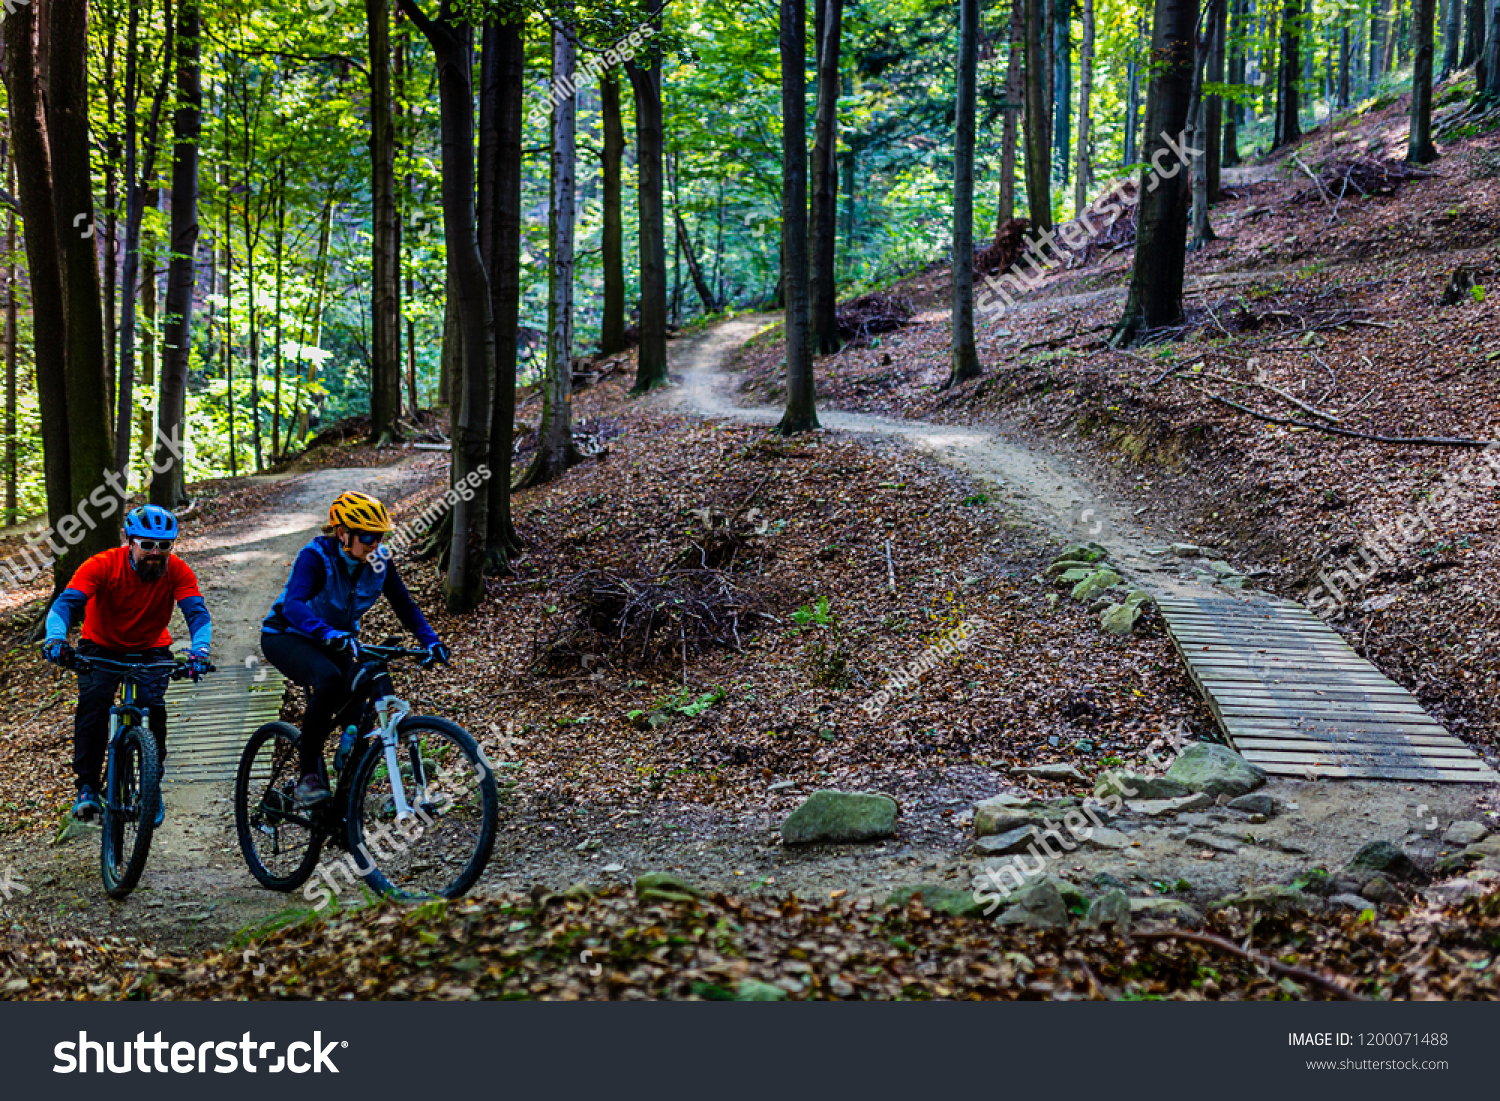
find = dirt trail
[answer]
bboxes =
[655,315,1494,902]
[0,456,435,948]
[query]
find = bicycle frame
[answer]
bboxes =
[82,658,181,814]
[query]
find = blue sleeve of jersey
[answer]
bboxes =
[45,588,89,643]
[283,547,339,641]
[178,594,212,655]
[381,560,440,647]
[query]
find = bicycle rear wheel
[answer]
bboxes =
[348,716,499,900]
[235,721,325,891]
[100,726,159,899]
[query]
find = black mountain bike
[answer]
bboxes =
[233,640,498,903]
[73,654,215,899]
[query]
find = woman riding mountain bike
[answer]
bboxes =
[260,490,450,808]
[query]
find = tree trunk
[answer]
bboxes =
[293,198,333,444]
[398,0,495,613]
[600,69,626,355]
[999,0,1023,227]
[1206,0,1225,199]
[1483,0,1500,97]
[1440,0,1458,76]
[51,0,118,568]
[1190,0,1223,250]
[1224,0,1243,166]
[1112,0,1197,346]
[397,17,421,416]
[138,191,159,481]
[673,206,716,314]
[1409,0,1439,160]
[480,15,522,567]
[778,0,818,435]
[1023,0,1054,229]
[153,0,200,508]
[810,0,843,355]
[368,0,403,447]
[1052,0,1071,186]
[1274,0,1302,149]
[1074,0,1095,212]
[1341,24,1352,105]
[273,162,285,461]
[3,4,73,581]
[627,1,668,394]
[948,0,981,389]
[3,160,17,526]
[1125,25,1141,165]
[1462,0,1481,67]
[520,9,579,489]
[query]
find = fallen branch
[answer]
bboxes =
[1187,383,1496,447]
[1175,369,1342,424]
[1133,929,1366,1000]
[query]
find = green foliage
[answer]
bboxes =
[792,595,836,629]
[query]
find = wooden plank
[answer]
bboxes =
[1209,695,1433,715]
[1232,738,1481,759]
[1194,679,1413,698]
[1243,752,1493,774]
[1230,729,1469,748]
[1252,762,1500,783]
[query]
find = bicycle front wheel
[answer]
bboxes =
[348,716,499,900]
[101,725,159,899]
[235,721,325,891]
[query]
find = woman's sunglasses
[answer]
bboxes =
[350,531,384,546]
[134,538,174,552]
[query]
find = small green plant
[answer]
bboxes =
[626,686,727,730]
[961,493,988,507]
[1473,284,1487,304]
[1151,878,1192,894]
[792,595,836,629]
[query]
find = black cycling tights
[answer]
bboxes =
[260,631,357,777]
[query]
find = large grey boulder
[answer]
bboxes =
[781,790,898,844]
[1071,568,1122,603]
[996,879,1070,929]
[1085,888,1132,931]
[1165,743,1267,798]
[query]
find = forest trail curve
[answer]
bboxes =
[658,315,1491,785]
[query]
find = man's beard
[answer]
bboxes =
[137,557,167,581]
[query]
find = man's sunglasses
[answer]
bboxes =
[133,538,174,552]
[350,531,384,545]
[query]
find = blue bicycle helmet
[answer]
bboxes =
[123,504,179,541]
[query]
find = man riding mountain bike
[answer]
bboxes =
[41,505,213,825]
[260,490,450,809]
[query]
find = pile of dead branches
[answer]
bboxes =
[536,566,769,672]
[1292,154,1435,204]
[670,506,773,572]
[836,291,915,346]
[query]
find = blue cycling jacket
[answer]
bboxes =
[261,535,439,647]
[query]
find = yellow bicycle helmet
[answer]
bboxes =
[327,491,394,533]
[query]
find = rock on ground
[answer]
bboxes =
[1165,743,1268,799]
[781,790,898,844]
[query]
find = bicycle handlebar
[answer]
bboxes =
[72,655,216,682]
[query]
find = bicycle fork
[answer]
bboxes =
[374,695,419,821]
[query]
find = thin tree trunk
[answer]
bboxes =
[600,69,626,355]
[1441,0,1461,76]
[3,158,16,526]
[1024,0,1054,229]
[1340,25,1352,105]
[1372,0,1387,80]
[293,197,333,444]
[484,16,523,567]
[948,0,981,389]
[369,0,403,447]
[627,0,668,393]
[521,7,579,488]
[1483,0,1500,96]
[673,207,716,314]
[1206,0,1225,199]
[1274,0,1302,148]
[138,190,159,480]
[810,0,843,355]
[1191,0,1223,249]
[1409,0,1439,160]
[222,162,235,480]
[153,0,200,508]
[999,0,1023,227]
[1125,25,1142,166]
[273,162,285,461]
[1225,0,1243,166]
[1112,0,1197,346]
[1074,0,1095,212]
[778,0,818,435]
[1052,0,1071,186]
[397,0,494,612]
[1462,0,1481,67]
